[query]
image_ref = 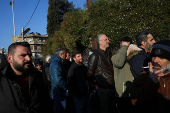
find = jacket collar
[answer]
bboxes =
[0,64,38,82]
[140,48,151,58]
[50,54,63,64]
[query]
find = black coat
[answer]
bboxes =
[0,65,54,113]
[68,62,89,98]
[130,48,151,78]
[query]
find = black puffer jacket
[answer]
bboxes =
[0,65,54,113]
[87,48,115,88]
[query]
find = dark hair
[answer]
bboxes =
[120,36,132,44]
[136,31,150,46]
[72,51,82,58]
[66,49,70,54]
[8,42,30,55]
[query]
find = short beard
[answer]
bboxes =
[145,42,152,50]
[13,60,33,73]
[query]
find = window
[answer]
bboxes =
[34,46,37,50]
[29,39,32,42]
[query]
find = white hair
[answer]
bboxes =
[45,54,51,63]
[55,48,65,56]
[97,34,105,45]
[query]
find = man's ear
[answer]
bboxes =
[7,54,12,63]
[141,41,146,46]
[73,57,76,61]
[59,53,63,58]
[99,40,102,45]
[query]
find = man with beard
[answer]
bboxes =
[130,31,156,78]
[0,42,54,113]
[68,51,90,113]
[131,40,170,113]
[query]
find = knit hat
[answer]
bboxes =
[151,40,170,61]
[34,59,42,67]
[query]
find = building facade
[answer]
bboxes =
[12,32,48,59]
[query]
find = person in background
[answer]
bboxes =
[33,59,43,72]
[0,42,54,113]
[0,53,8,69]
[63,50,72,73]
[68,51,90,113]
[63,50,74,113]
[130,31,156,78]
[42,54,52,93]
[131,40,170,113]
[87,34,118,113]
[111,36,134,113]
[49,48,68,113]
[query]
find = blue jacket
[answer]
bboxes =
[49,55,67,98]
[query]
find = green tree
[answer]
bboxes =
[47,0,75,37]
[44,0,170,59]
[60,10,89,52]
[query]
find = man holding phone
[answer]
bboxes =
[131,40,170,113]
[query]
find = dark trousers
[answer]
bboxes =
[73,95,90,113]
[116,97,133,113]
[97,88,118,113]
[53,96,66,113]
[66,94,76,113]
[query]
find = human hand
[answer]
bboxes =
[148,62,163,83]
[149,62,164,77]
[121,41,130,46]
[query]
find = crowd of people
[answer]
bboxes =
[0,30,170,113]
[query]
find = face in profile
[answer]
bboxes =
[60,50,66,60]
[11,46,33,73]
[100,35,110,49]
[66,53,71,60]
[145,34,156,50]
[35,64,42,71]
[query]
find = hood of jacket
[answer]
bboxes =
[126,44,142,61]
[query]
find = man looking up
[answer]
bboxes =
[0,42,53,113]
[68,51,90,113]
[130,31,156,78]
[87,34,117,113]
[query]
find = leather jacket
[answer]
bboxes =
[87,48,115,88]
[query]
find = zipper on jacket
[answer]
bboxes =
[163,77,166,88]
[13,82,27,108]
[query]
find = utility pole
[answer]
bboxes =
[21,27,30,42]
[10,0,16,42]
[86,0,92,7]
[22,27,24,42]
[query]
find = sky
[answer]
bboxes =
[0,0,86,52]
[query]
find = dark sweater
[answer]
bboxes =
[68,62,89,98]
